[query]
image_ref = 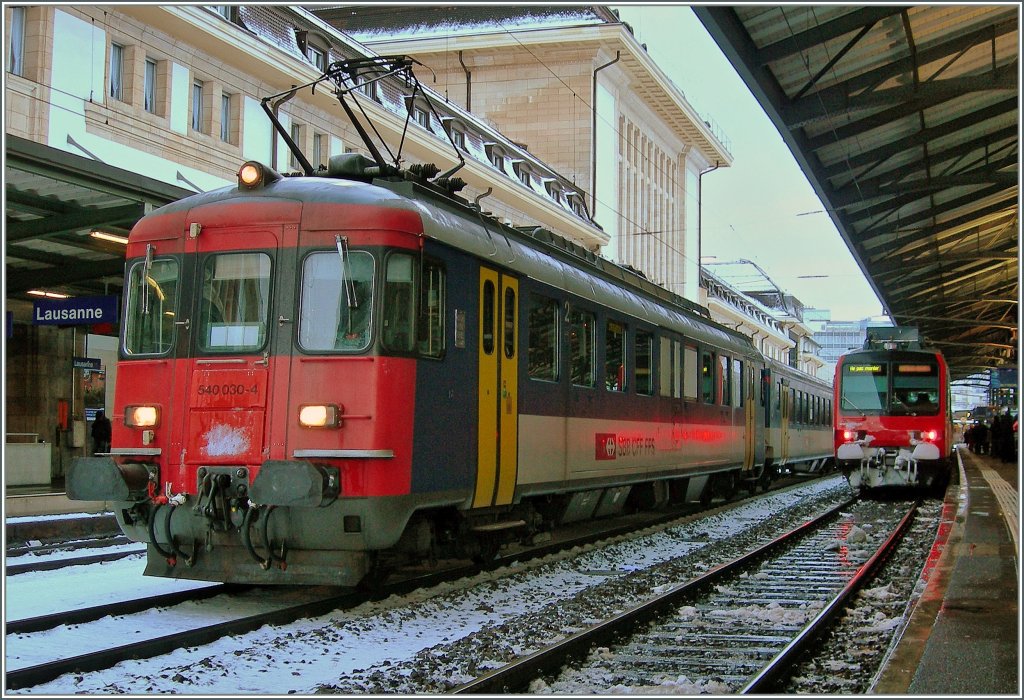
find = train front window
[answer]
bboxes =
[840,363,887,413]
[298,250,374,352]
[124,258,180,355]
[892,363,939,415]
[197,253,271,352]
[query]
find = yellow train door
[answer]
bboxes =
[474,268,519,508]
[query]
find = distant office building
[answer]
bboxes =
[804,311,894,380]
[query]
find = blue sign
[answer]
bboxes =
[32,295,118,326]
[73,356,102,370]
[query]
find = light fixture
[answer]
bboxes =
[27,290,71,299]
[90,230,129,245]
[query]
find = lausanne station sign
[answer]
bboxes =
[32,295,118,326]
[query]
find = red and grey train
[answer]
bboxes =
[68,154,834,586]
[833,328,954,492]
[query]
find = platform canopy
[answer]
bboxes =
[4,135,192,300]
[695,5,1019,380]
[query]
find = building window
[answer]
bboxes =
[289,121,305,169]
[144,58,158,113]
[220,93,232,142]
[109,43,125,101]
[513,162,531,187]
[191,79,204,132]
[307,45,326,71]
[413,105,430,129]
[485,144,505,171]
[450,128,466,150]
[8,6,25,76]
[211,5,238,22]
[358,77,380,102]
[312,132,324,169]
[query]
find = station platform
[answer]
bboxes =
[875,445,1019,695]
[3,448,1019,694]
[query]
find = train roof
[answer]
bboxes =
[138,161,759,359]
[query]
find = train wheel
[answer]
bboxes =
[358,552,391,590]
[471,537,501,565]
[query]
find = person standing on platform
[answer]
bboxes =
[91,410,112,455]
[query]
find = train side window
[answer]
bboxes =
[683,345,697,400]
[568,306,595,387]
[299,250,374,352]
[124,258,180,356]
[732,360,743,407]
[417,260,445,358]
[528,296,559,381]
[605,320,626,392]
[701,350,714,403]
[719,355,730,406]
[635,330,653,395]
[659,336,672,397]
[383,254,416,352]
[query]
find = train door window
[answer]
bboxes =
[683,344,698,400]
[732,360,743,407]
[417,260,445,358]
[659,336,672,397]
[605,320,626,392]
[503,287,516,359]
[568,307,595,387]
[673,341,682,399]
[482,280,496,355]
[528,296,559,381]
[701,350,714,403]
[635,330,653,395]
[827,399,832,424]
[719,355,730,406]
[790,389,797,421]
[198,252,271,352]
[383,254,416,352]
[124,258,180,356]
[299,250,374,352]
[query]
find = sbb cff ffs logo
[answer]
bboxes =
[596,433,617,461]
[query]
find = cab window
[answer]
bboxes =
[124,258,180,355]
[298,250,373,352]
[198,252,271,352]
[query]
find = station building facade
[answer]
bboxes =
[312,5,733,301]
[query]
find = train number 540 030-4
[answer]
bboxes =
[197,383,258,396]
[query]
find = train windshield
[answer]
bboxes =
[197,252,271,352]
[891,363,940,415]
[840,363,887,413]
[298,250,374,351]
[124,258,180,355]
[840,361,940,416]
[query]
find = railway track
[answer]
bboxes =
[453,498,920,694]
[8,476,853,693]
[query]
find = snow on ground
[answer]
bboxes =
[7,477,850,695]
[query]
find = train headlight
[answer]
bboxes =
[924,430,938,441]
[237,161,281,190]
[843,430,857,441]
[299,404,342,428]
[125,405,160,427]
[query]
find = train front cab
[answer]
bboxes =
[833,351,952,492]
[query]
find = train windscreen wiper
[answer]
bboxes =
[335,235,358,335]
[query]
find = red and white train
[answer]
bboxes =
[68,58,835,586]
[833,327,954,492]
